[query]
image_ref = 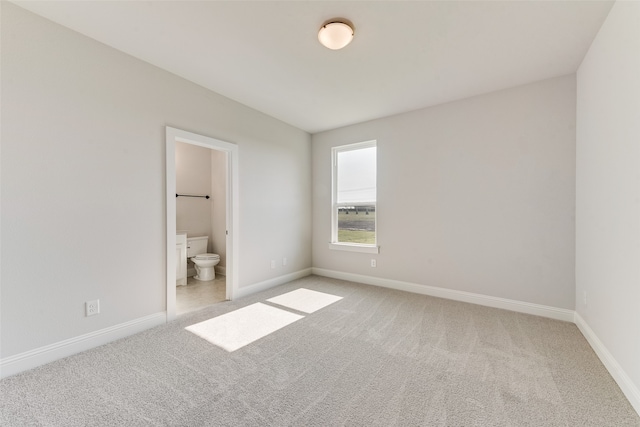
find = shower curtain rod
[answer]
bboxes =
[176,193,210,199]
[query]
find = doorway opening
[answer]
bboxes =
[166,127,239,322]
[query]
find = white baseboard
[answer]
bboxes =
[574,312,640,416]
[0,312,166,379]
[311,268,574,322]
[234,268,312,300]
[2,269,638,419]
[311,269,639,416]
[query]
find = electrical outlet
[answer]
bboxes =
[86,300,100,316]
[371,259,377,268]
[283,257,287,266]
[270,260,276,269]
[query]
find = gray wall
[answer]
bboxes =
[176,142,213,241]
[0,3,311,358]
[576,0,640,407]
[312,75,577,309]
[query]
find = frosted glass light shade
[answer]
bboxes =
[318,21,354,50]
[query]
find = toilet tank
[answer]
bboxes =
[187,236,208,257]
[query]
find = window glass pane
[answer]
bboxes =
[337,205,376,244]
[336,146,376,204]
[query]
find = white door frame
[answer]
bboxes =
[166,126,239,321]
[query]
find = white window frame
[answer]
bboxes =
[329,140,379,254]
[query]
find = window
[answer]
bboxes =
[330,141,378,253]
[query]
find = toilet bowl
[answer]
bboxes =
[186,236,220,282]
[191,253,220,281]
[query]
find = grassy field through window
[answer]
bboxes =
[337,209,375,244]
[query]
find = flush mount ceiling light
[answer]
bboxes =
[318,19,354,50]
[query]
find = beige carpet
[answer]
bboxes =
[1,275,638,426]
[185,302,304,352]
[266,287,343,313]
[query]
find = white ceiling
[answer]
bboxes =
[13,1,614,134]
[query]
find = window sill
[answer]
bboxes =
[328,243,380,254]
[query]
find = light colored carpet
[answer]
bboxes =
[1,275,638,426]
[185,302,304,352]
[266,287,343,313]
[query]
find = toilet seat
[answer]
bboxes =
[193,253,220,261]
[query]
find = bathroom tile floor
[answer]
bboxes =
[176,275,226,316]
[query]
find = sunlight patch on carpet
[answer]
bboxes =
[185,303,304,352]
[267,288,343,313]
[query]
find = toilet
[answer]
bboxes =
[186,236,220,281]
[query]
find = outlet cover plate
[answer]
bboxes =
[86,300,100,316]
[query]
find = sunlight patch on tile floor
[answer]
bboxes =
[185,303,304,352]
[266,288,343,313]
